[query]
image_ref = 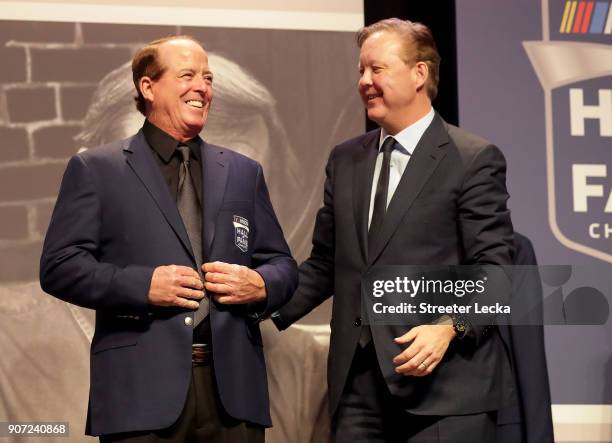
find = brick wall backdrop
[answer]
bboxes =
[0,21,178,283]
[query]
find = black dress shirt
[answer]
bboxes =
[143,119,203,201]
[142,120,211,344]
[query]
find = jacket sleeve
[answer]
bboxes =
[457,144,514,344]
[40,154,153,313]
[250,163,298,321]
[273,148,337,330]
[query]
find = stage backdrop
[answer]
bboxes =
[0,1,363,442]
[457,0,612,441]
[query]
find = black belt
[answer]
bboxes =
[192,344,212,365]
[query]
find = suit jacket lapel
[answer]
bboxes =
[367,115,449,266]
[202,142,228,258]
[124,131,195,262]
[352,130,380,262]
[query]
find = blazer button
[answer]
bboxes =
[184,317,193,326]
[354,317,362,327]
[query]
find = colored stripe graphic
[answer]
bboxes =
[560,1,572,32]
[566,1,578,32]
[605,1,612,33]
[581,2,594,32]
[590,2,609,33]
[573,1,586,32]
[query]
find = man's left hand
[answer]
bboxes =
[202,261,267,304]
[392,325,456,376]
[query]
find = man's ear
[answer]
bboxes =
[414,61,429,92]
[139,76,154,102]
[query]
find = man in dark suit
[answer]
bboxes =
[273,19,515,442]
[40,35,297,442]
[497,233,554,443]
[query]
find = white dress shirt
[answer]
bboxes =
[368,108,436,227]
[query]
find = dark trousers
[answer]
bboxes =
[100,364,264,443]
[333,344,497,443]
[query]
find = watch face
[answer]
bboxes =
[452,316,467,338]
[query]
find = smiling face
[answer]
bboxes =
[358,31,430,134]
[140,39,213,141]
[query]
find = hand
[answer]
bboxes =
[392,325,456,376]
[147,265,204,309]
[202,261,267,304]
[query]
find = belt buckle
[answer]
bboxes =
[192,343,210,365]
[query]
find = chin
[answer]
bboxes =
[366,109,384,125]
[184,117,205,130]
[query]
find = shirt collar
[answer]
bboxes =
[142,119,202,163]
[378,107,435,155]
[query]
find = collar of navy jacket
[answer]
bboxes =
[121,129,228,266]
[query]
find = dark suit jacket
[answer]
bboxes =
[40,131,297,435]
[276,114,515,416]
[497,233,554,442]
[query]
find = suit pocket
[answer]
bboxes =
[91,330,139,354]
[220,200,253,210]
[215,202,254,259]
[91,316,144,354]
[409,198,453,212]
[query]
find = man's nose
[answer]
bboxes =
[358,71,372,88]
[193,75,210,92]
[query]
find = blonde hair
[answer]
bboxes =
[357,18,441,100]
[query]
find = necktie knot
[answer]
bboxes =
[381,136,396,155]
[177,145,191,164]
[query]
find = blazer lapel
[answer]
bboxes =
[201,142,228,258]
[124,131,195,262]
[352,130,380,262]
[367,115,449,266]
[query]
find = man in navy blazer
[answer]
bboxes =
[40,36,297,442]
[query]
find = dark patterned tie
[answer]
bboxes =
[177,145,208,324]
[360,136,397,347]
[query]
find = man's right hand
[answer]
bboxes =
[148,265,205,309]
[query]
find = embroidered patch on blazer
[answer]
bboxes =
[233,215,249,252]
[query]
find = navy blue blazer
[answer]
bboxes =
[40,131,297,436]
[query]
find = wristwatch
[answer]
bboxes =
[450,314,468,339]
[433,314,469,339]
